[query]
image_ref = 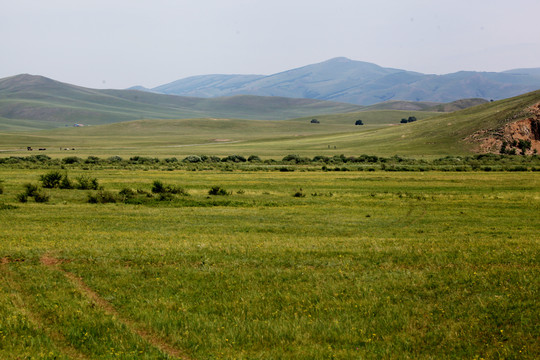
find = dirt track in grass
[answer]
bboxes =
[40,254,191,360]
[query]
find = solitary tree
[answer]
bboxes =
[355,119,364,125]
[310,119,320,124]
[407,116,417,122]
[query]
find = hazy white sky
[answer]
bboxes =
[1,0,539,89]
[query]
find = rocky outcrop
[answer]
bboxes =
[467,102,540,155]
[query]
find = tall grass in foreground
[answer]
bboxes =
[0,170,538,359]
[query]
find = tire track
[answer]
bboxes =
[40,254,191,360]
[0,258,89,360]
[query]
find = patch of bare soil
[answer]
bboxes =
[40,254,64,266]
[40,254,190,360]
[466,102,540,154]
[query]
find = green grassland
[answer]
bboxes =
[0,168,539,359]
[0,75,364,130]
[0,110,438,158]
[1,90,538,159]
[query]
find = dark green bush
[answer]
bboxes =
[33,192,50,203]
[129,156,158,164]
[0,203,17,210]
[76,175,99,190]
[167,185,188,196]
[151,180,188,196]
[283,154,306,163]
[62,156,82,164]
[208,186,229,196]
[18,183,49,203]
[87,190,117,204]
[222,155,246,163]
[40,171,63,188]
[183,155,202,163]
[119,187,136,200]
[84,156,100,164]
[151,180,165,193]
[157,193,175,201]
[23,183,40,197]
[59,175,73,189]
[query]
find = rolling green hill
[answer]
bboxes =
[0,74,364,130]
[1,90,538,158]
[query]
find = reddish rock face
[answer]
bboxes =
[469,102,540,154]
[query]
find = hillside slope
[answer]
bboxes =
[147,57,540,105]
[0,74,363,130]
[2,91,538,158]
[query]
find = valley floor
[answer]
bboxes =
[0,169,538,359]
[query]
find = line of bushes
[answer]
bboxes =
[1,153,539,171]
[40,171,99,190]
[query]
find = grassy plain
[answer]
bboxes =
[0,168,538,359]
[1,89,538,159]
[0,110,438,159]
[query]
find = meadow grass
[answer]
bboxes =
[0,109,436,159]
[0,169,538,359]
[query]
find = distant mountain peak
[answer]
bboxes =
[0,73,64,93]
[142,58,540,105]
[325,57,353,63]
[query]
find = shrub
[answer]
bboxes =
[151,180,188,196]
[183,155,202,163]
[87,190,117,204]
[107,156,123,163]
[310,119,320,124]
[151,180,165,194]
[59,175,73,189]
[33,192,50,203]
[206,156,221,163]
[157,193,175,201]
[248,155,261,162]
[40,171,63,188]
[119,187,136,200]
[166,185,188,196]
[355,119,364,125]
[76,175,99,190]
[0,180,3,195]
[129,156,158,164]
[313,155,330,163]
[293,189,306,198]
[222,155,246,163]
[23,183,40,197]
[85,156,101,164]
[18,183,49,203]
[0,203,17,210]
[62,156,82,164]
[282,154,309,164]
[208,186,229,196]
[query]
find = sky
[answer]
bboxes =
[1,0,540,89]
